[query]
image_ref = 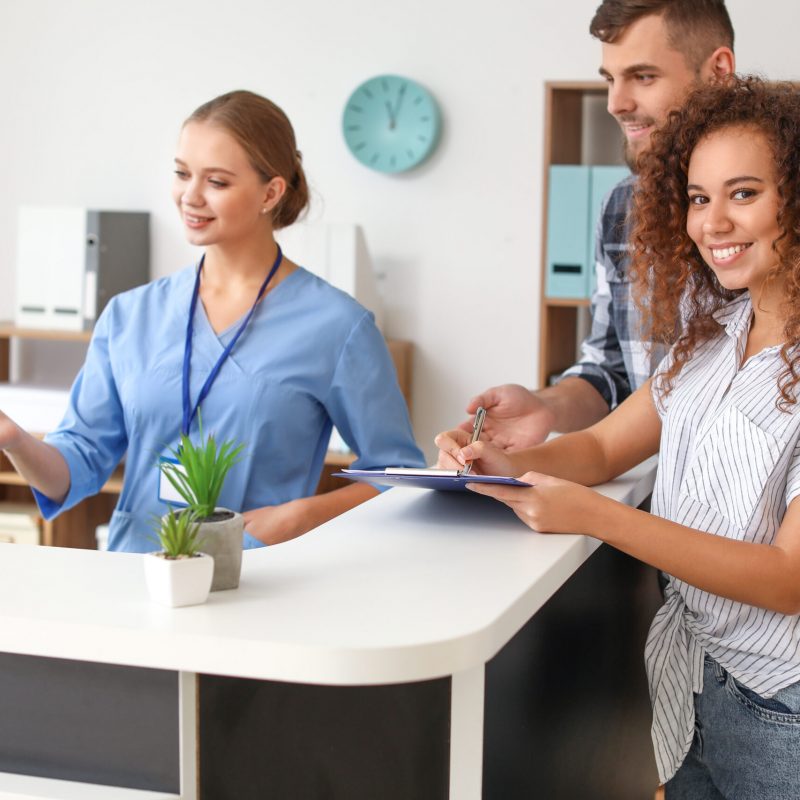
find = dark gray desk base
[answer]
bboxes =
[0,654,179,793]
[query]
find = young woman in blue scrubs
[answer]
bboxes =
[0,90,424,551]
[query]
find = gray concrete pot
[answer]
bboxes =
[194,509,244,592]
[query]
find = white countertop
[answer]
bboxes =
[0,458,656,686]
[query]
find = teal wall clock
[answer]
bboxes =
[342,75,441,174]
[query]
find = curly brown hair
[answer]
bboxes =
[630,76,800,409]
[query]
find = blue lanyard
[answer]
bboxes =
[182,245,283,436]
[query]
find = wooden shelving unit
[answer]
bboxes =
[0,324,413,546]
[538,81,622,388]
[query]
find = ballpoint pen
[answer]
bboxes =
[459,406,486,477]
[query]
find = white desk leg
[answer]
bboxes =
[179,672,197,800]
[449,664,485,800]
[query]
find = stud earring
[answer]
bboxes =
[260,208,269,215]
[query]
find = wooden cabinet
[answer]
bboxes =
[538,81,624,388]
[0,323,413,547]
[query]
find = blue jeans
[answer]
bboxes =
[666,656,800,799]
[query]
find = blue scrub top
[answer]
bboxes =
[35,265,425,552]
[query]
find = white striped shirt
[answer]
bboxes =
[646,292,800,783]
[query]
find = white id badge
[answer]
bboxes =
[158,456,189,506]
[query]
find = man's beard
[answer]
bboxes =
[623,140,639,172]
[616,115,657,173]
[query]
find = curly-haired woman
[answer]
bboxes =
[436,76,800,798]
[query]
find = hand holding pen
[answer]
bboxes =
[459,406,486,477]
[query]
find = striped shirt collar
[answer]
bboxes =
[712,292,751,335]
[712,292,793,363]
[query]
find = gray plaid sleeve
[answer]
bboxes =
[558,182,634,409]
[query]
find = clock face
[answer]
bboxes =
[342,75,441,174]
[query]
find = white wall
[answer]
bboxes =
[0,0,796,460]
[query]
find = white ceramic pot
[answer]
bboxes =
[143,551,214,607]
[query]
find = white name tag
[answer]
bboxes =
[158,456,189,506]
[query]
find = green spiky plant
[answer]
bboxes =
[160,418,245,520]
[153,507,204,558]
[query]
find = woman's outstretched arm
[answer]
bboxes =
[0,411,71,502]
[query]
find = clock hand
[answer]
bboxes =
[391,84,407,126]
[385,100,396,130]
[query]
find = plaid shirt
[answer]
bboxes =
[559,174,668,409]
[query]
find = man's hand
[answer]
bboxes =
[458,385,556,451]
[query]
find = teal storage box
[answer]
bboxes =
[546,166,590,298]
[586,166,630,296]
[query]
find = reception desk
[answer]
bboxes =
[0,458,660,800]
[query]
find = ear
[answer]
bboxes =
[260,176,288,215]
[701,46,735,81]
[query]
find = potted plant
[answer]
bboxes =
[143,508,214,607]
[159,424,245,591]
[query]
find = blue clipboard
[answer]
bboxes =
[333,468,532,493]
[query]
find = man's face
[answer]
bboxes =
[600,13,699,165]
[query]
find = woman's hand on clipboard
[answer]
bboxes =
[435,425,606,535]
[434,428,516,477]
[465,469,604,535]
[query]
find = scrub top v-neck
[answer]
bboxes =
[182,247,283,436]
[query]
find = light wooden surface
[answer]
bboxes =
[385,338,413,414]
[0,322,92,342]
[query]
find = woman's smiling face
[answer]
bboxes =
[686,125,782,295]
[172,120,275,249]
